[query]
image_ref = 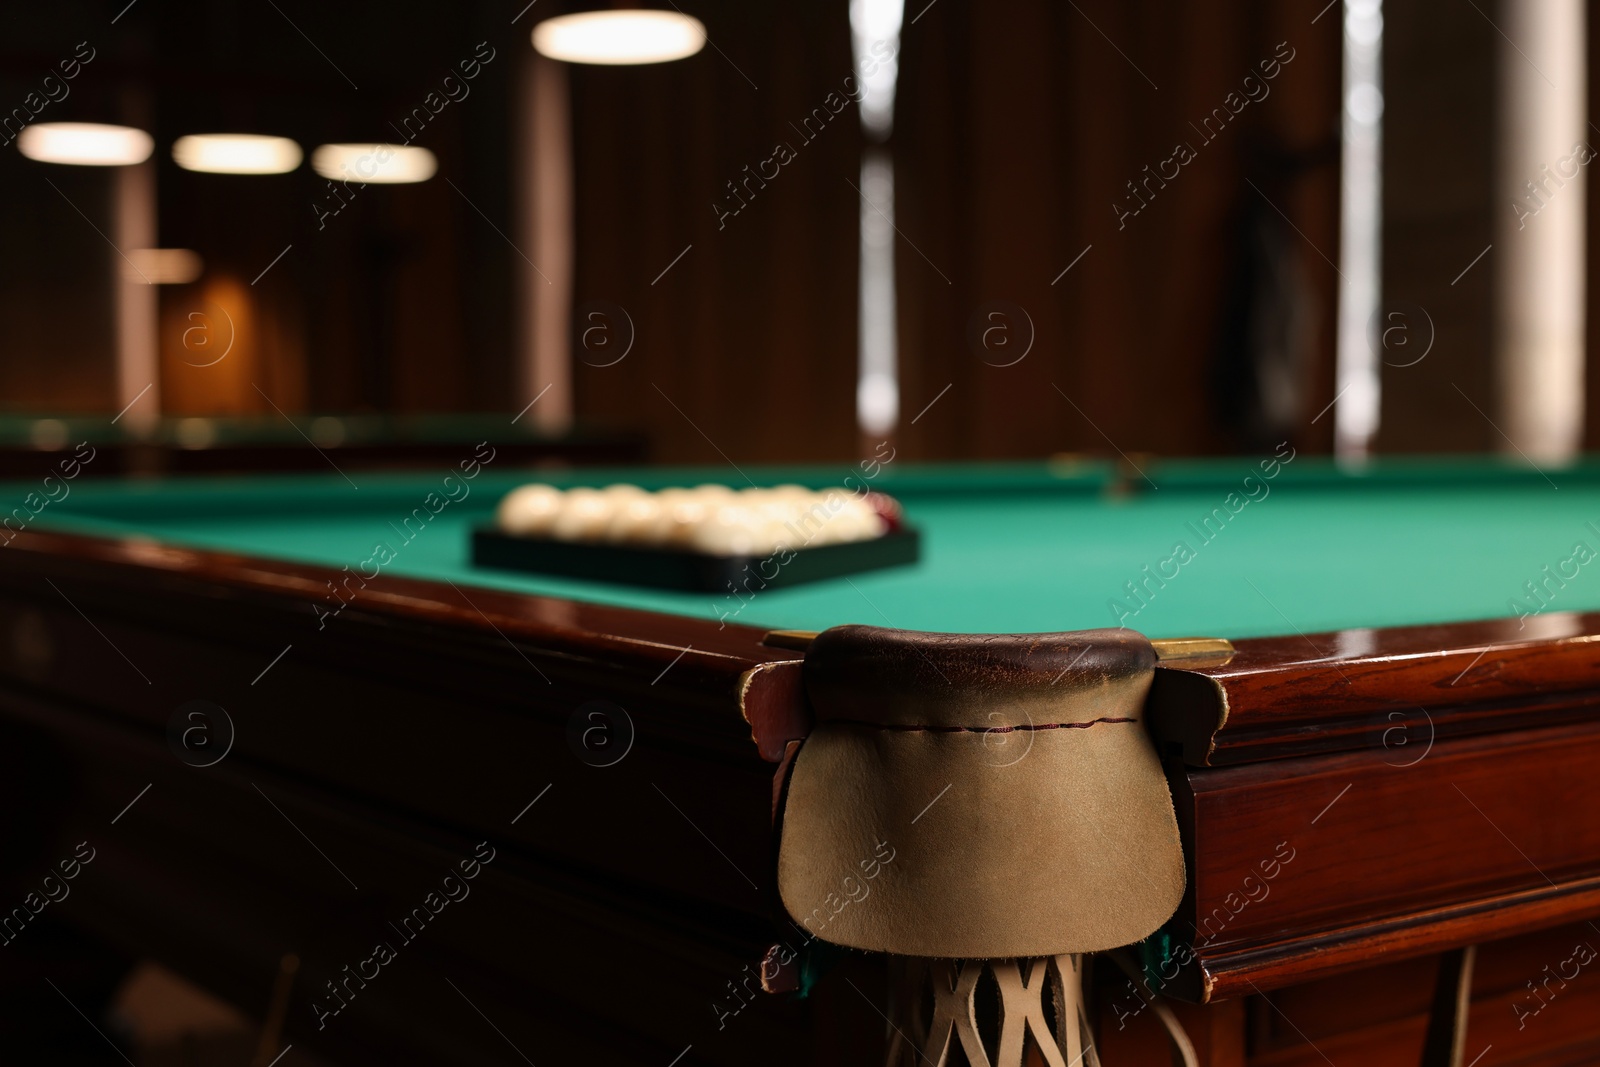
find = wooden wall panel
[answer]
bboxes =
[0,158,118,413]
[1379,0,1498,452]
[893,0,1343,461]
[567,1,862,465]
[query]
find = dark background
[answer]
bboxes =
[0,0,1589,461]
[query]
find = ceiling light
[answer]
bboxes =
[173,134,302,175]
[17,122,154,166]
[532,10,707,65]
[310,143,437,184]
[124,249,204,285]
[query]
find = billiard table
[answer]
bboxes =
[5,454,1600,1066]
[0,412,644,478]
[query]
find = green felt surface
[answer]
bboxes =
[13,455,1600,639]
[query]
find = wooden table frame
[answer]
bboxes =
[3,526,1599,1065]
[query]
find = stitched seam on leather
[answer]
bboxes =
[830,717,1138,734]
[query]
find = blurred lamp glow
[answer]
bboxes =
[532,10,706,65]
[173,134,302,174]
[311,143,437,184]
[124,249,204,285]
[17,123,153,165]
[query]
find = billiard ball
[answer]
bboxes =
[496,484,563,535]
[494,483,898,557]
[549,488,613,541]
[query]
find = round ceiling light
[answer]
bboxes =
[173,134,303,175]
[532,10,707,65]
[17,122,154,166]
[310,143,438,184]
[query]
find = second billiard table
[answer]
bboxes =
[4,454,1600,1066]
[0,412,644,478]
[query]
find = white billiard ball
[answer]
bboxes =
[549,487,613,540]
[736,486,771,509]
[601,483,648,503]
[750,518,793,557]
[834,494,886,542]
[738,487,780,522]
[604,494,662,543]
[652,490,710,546]
[797,492,843,545]
[690,504,759,556]
[496,484,563,536]
[691,484,738,510]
